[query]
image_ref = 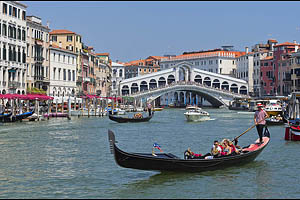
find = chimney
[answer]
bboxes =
[59,41,62,48]
[271,43,274,51]
[50,40,52,46]
[245,47,249,54]
[294,40,297,44]
[295,45,299,52]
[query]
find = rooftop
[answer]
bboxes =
[50,29,79,35]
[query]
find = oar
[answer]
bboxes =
[232,117,269,142]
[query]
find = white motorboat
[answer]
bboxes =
[115,108,126,115]
[184,106,210,122]
[265,100,282,116]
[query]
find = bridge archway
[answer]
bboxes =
[131,83,139,94]
[177,63,192,82]
[158,77,166,87]
[194,75,202,84]
[221,81,229,90]
[149,79,157,89]
[167,74,175,84]
[230,83,238,93]
[240,86,248,95]
[204,77,211,86]
[140,81,148,92]
[122,85,129,95]
[212,79,220,88]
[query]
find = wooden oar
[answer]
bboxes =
[232,117,269,142]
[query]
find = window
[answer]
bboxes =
[72,70,75,81]
[22,29,25,41]
[58,54,60,62]
[52,35,57,42]
[3,3,7,14]
[63,55,65,63]
[67,36,72,42]
[9,5,12,16]
[53,67,56,80]
[68,70,71,81]
[63,69,66,80]
[220,60,222,64]
[22,11,26,20]
[13,7,17,17]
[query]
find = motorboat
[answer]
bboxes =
[266,115,285,126]
[265,100,283,116]
[184,106,210,122]
[114,108,126,115]
[285,118,300,140]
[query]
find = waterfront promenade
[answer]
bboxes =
[0,108,297,198]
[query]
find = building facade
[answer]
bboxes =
[290,49,300,93]
[0,1,27,95]
[260,56,274,95]
[160,47,245,77]
[111,61,125,96]
[236,48,254,95]
[49,43,77,97]
[26,15,50,94]
[49,29,83,94]
[95,53,111,97]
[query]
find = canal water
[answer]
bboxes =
[0,108,298,198]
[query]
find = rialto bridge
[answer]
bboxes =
[119,62,249,107]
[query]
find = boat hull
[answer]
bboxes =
[184,113,210,122]
[108,129,270,172]
[108,112,153,123]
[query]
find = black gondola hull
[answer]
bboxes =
[108,112,153,123]
[108,130,270,172]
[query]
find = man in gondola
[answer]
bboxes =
[254,103,269,145]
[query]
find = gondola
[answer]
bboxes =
[3,111,34,123]
[266,118,285,125]
[0,112,12,122]
[108,112,154,123]
[108,128,270,172]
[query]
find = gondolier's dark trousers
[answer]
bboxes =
[256,124,265,142]
[148,109,151,116]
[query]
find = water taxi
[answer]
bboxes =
[265,100,283,116]
[184,106,210,122]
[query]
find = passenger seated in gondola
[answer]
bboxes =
[133,113,143,119]
[221,139,232,156]
[211,140,223,157]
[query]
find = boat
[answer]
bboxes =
[114,108,126,115]
[266,116,285,126]
[285,118,300,140]
[265,100,283,116]
[0,112,12,122]
[184,106,210,122]
[228,99,249,111]
[108,129,270,172]
[153,107,163,111]
[3,111,34,122]
[108,112,154,123]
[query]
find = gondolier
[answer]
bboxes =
[254,103,269,145]
[147,102,152,116]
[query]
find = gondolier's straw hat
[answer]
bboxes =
[257,103,263,107]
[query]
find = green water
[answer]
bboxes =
[0,108,298,198]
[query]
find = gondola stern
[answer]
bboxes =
[108,129,116,154]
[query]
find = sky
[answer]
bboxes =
[24,1,300,62]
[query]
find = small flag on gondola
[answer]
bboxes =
[153,143,163,152]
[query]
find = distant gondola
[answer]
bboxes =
[108,128,270,172]
[108,112,154,123]
[0,112,12,122]
[3,111,34,123]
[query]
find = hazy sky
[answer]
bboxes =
[24,1,300,62]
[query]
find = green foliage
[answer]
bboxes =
[27,87,47,95]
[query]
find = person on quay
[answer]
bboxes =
[147,102,152,116]
[254,103,269,145]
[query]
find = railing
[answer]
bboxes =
[34,57,45,62]
[125,81,249,98]
[34,75,44,81]
[8,81,20,89]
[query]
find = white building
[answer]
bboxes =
[111,61,125,96]
[236,47,254,95]
[49,43,77,97]
[0,1,27,94]
[160,47,245,77]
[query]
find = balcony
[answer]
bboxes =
[34,56,45,63]
[8,81,20,89]
[34,75,44,81]
[83,77,90,82]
